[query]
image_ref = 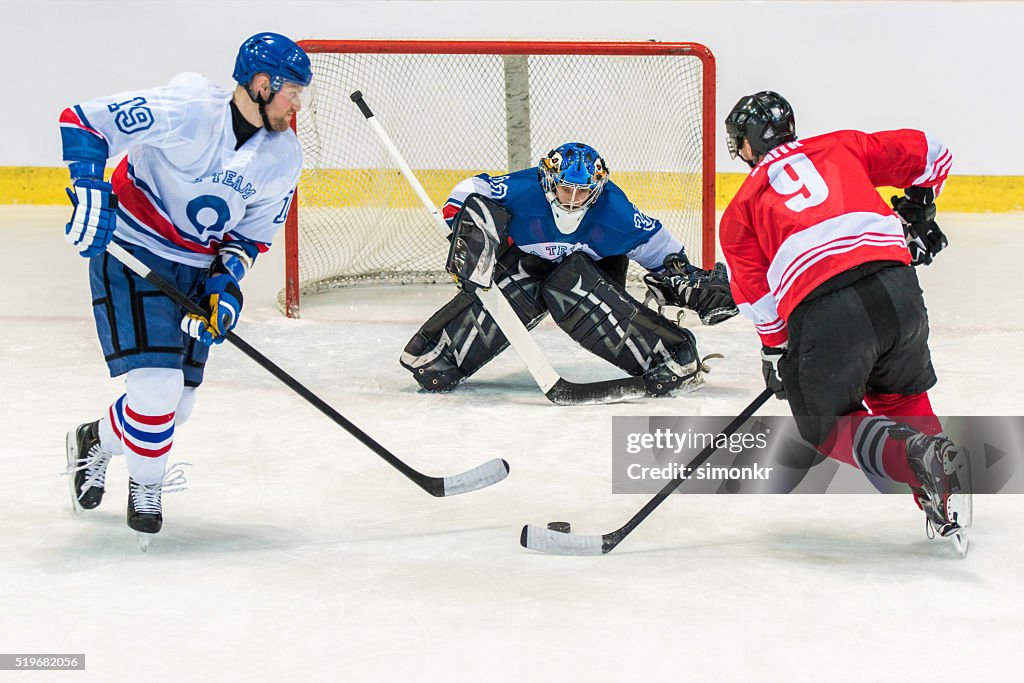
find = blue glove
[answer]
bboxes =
[180,273,243,345]
[64,178,118,257]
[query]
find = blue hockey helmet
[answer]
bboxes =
[233,33,312,92]
[538,142,609,211]
[725,91,795,168]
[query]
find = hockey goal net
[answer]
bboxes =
[282,40,716,317]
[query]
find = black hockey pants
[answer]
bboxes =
[779,263,937,446]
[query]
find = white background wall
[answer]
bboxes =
[3,0,1021,174]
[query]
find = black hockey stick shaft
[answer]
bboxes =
[601,388,774,551]
[105,242,505,496]
[520,387,774,553]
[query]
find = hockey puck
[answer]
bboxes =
[547,521,571,533]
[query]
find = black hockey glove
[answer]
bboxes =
[761,345,787,400]
[446,194,511,292]
[643,252,739,325]
[891,187,947,267]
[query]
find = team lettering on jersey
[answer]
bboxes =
[748,140,804,176]
[209,171,258,200]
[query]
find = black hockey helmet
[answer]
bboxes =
[725,91,796,167]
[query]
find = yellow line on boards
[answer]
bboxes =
[2,167,1021,213]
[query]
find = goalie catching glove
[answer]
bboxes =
[891,186,947,267]
[180,272,243,345]
[643,252,739,326]
[446,194,511,292]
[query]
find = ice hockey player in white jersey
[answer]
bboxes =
[400,142,738,397]
[60,32,311,547]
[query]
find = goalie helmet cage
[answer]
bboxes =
[283,39,716,318]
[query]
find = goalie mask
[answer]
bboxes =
[538,142,609,212]
[725,91,796,168]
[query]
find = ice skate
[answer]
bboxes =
[644,350,710,397]
[905,432,973,557]
[127,463,190,552]
[643,354,721,396]
[64,421,115,514]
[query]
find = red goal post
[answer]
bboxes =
[283,40,717,317]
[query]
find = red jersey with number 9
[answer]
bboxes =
[719,129,951,347]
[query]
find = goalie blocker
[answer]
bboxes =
[445,193,510,291]
[401,196,702,396]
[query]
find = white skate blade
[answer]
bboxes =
[137,533,155,552]
[65,429,84,516]
[949,528,969,558]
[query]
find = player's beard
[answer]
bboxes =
[266,112,293,133]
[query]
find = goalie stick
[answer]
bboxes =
[105,241,509,497]
[350,90,648,407]
[520,388,773,554]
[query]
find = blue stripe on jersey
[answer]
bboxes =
[443,199,464,228]
[126,162,171,215]
[117,208,214,257]
[74,105,96,132]
[224,231,270,250]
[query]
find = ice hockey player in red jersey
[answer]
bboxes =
[719,90,971,554]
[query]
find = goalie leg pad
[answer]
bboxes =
[541,252,700,394]
[401,247,553,391]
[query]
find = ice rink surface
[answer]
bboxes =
[1,207,1022,681]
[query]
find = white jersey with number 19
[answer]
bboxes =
[59,72,301,267]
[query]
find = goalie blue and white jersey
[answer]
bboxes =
[59,72,300,267]
[440,168,682,271]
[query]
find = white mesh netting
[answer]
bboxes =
[284,42,713,316]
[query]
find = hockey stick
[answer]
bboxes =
[350,90,648,407]
[520,388,774,554]
[104,241,509,497]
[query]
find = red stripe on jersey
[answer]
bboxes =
[223,234,271,255]
[442,202,461,222]
[111,160,217,255]
[59,107,105,139]
[58,108,81,125]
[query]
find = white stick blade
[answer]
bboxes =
[442,458,510,496]
[521,525,605,556]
